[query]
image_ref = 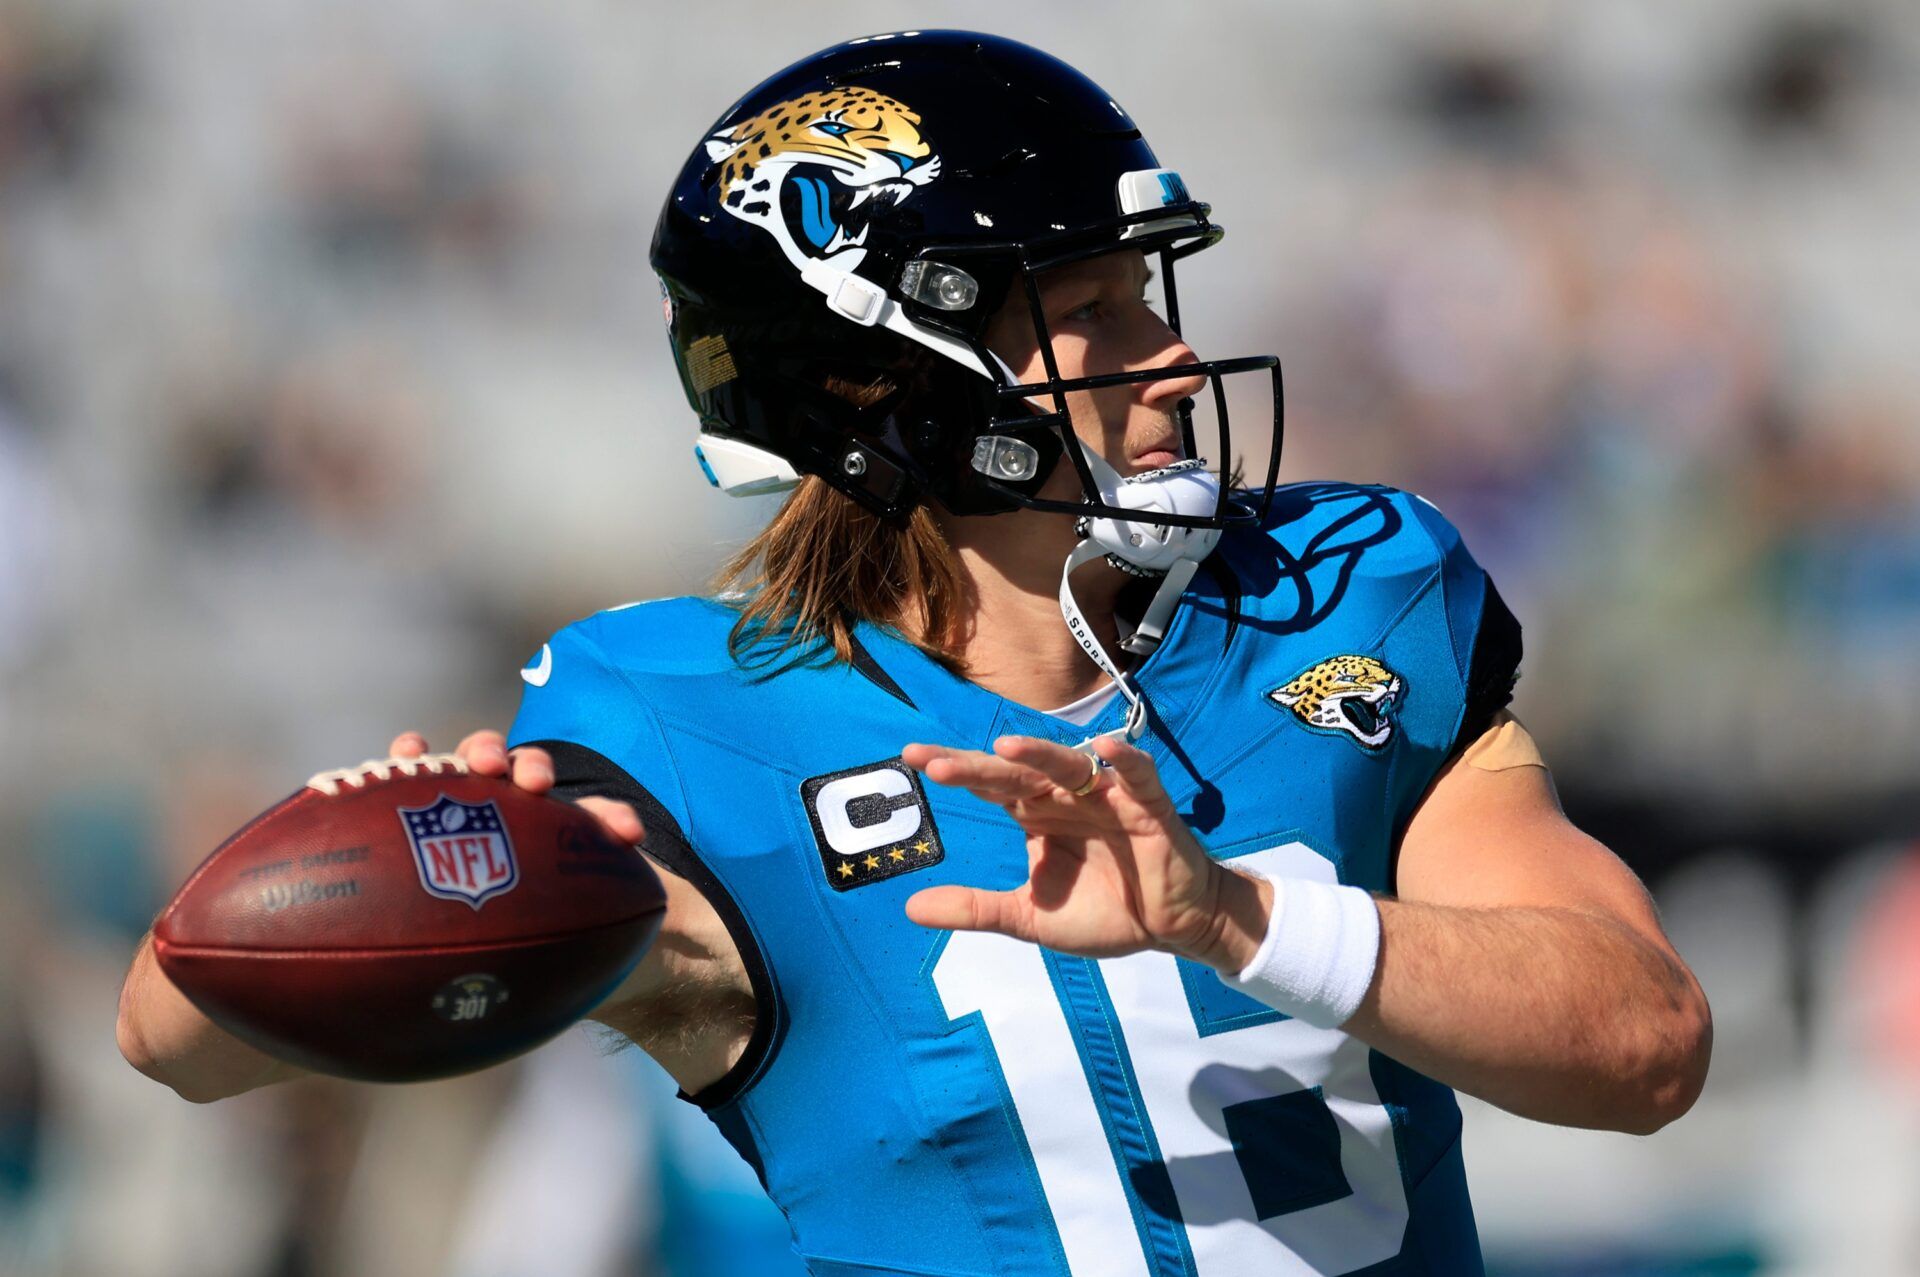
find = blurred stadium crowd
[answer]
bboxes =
[0,1,1916,1274]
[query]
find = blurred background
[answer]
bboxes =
[0,0,1916,1273]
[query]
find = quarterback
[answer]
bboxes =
[119,32,1711,1277]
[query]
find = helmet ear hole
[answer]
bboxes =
[821,373,900,411]
[779,378,925,521]
[832,444,914,518]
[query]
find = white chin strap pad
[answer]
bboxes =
[1054,455,1231,756]
[1081,455,1224,574]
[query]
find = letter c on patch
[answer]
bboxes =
[812,769,919,856]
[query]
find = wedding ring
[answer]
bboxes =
[1068,753,1103,796]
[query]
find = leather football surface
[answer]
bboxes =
[153,760,665,1082]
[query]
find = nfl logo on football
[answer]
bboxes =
[399,796,520,909]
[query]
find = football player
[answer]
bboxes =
[119,32,1711,1276]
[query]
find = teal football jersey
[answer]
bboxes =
[508,483,1518,1277]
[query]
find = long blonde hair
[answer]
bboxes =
[713,477,973,674]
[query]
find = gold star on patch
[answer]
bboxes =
[864,854,881,870]
[837,862,854,879]
[889,847,906,862]
[912,839,933,857]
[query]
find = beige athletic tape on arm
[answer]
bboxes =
[1459,710,1547,772]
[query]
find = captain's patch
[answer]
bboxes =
[1268,655,1404,751]
[801,758,945,892]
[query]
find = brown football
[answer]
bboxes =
[152,754,665,1082]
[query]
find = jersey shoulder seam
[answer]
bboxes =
[564,617,700,825]
[575,596,743,678]
[1392,490,1475,690]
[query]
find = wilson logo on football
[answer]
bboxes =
[399,795,520,909]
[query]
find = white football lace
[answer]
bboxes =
[305,752,470,797]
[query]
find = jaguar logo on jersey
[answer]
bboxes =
[800,758,945,892]
[399,795,520,909]
[1268,655,1405,752]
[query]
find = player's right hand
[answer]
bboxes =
[388,730,645,847]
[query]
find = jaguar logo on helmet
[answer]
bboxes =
[705,86,942,273]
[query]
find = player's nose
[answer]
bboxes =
[1137,332,1207,411]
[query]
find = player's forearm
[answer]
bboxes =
[116,932,306,1103]
[1340,900,1711,1134]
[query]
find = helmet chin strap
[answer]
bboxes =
[1057,449,1224,757]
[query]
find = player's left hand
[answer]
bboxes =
[902,734,1268,970]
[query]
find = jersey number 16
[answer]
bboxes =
[933,844,1410,1277]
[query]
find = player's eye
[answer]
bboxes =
[1062,299,1102,323]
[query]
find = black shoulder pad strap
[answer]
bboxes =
[1451,578,1523,755]
[521,738,777,1110]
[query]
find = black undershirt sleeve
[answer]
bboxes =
[520,737,778,1110]
[1450,578,1523,756]
[1389,579,1525,894]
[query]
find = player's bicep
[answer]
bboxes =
[588,854,725,1012]
[529,737,755,1023]
[508,647,766,1089]
[1396,721,1667,948]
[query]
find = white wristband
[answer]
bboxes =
[1223,869,1381,1030]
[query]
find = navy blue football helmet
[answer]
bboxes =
[650,30,1282,525]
